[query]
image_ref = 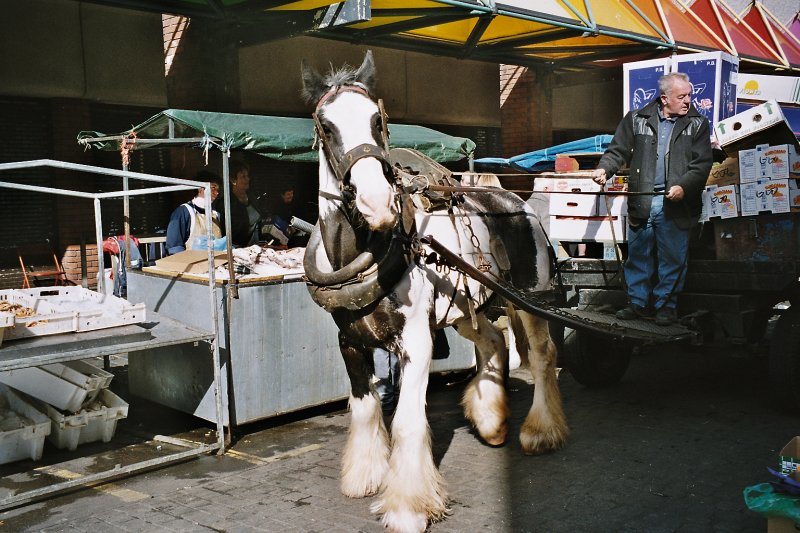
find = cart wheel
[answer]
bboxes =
[768,308,800,410]
[562,329,631,387]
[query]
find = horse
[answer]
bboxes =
[301,50,569,533]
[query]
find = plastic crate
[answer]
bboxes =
[0,383,51,464]
[0,289,78,340]
[0,287,146,342]
[0,360,114,413]
[0,311,13,348]
[41,388,128,451]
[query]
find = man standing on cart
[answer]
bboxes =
[592,72,712,326]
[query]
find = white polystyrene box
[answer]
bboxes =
[548,177,601,216]
[0,383,51,465]
[549,215,626,242]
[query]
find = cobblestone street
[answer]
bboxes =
[0,343,796,532]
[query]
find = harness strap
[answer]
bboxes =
[335,143,392,183]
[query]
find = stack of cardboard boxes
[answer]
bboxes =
[708,100,800,261]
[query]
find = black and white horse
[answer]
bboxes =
[301,51,568,533]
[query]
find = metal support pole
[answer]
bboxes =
[222,151,237,298]
[122,161,130,269]
[203,182,227,453]
[93,198,105,296]
[221,150,237,445]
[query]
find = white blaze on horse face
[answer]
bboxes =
[323,92,397,231]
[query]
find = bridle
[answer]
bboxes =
[312,84,395,191]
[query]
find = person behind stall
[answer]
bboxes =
[165,171,223,255]
[266,184,309,247]
[219,160,263,248]
[592,72,712,326]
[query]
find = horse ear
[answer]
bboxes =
[354,50,377,96]
[301,59,327,105]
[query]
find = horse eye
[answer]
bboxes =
[372,115,382,130]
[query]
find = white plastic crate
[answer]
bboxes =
[0,287,146,341]
[0,360,114,413]
[0,311,13,348]
[40,388,128,451]
[0,289,78,340]
[0,383,51,464]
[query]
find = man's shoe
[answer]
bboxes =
[654,307,677,326]
[616,305,651,320]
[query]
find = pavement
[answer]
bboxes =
[0,342,797,533]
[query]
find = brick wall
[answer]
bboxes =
[61,243,99,289]
[499,65,553,157]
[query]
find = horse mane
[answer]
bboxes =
[300,63,358,104]
[301,51,376,105]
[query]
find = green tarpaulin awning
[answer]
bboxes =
[78,108,475,163]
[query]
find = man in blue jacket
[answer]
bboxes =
[593,72,713,326]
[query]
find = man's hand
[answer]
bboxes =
[666,185,684,201]
[592,168,607,186]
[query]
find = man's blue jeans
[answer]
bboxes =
[624,195,690,311]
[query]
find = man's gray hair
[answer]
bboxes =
[659,72,690,96]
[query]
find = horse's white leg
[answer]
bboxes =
[454,314,511,446]
[509,307,569,455]
[371,321,446,533]
[339,342,390,498]
[341,391,390,497]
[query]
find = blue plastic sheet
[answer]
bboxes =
[474,135,613,173]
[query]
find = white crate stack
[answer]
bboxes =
[0,287,138,463]
[0,361,128,456]
[541,175,628,259]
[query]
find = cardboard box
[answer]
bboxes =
[623,57,669,115]
[715,100,800,156]
[707,157,740,186]
[738,73,800,105]
[763,144,796,181]
[740,145,771,183]
[554,155,579,172]
[673,51,739,130]
[790,180,800,211]
[549,215,626,242]
[154,250,227,274]
[767,517,799,533]
[625,52,739,132]
[740,179,790,216]
[779,436,800,480]
[706,184,739,219]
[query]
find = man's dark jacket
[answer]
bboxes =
[597,99,713,229]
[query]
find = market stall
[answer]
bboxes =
[79,110,480,425]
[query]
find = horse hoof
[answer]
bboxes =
[377,509,428,533]
[481,421,508,446]
[519,426,568,456]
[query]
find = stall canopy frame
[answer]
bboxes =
[75,0,800,72]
